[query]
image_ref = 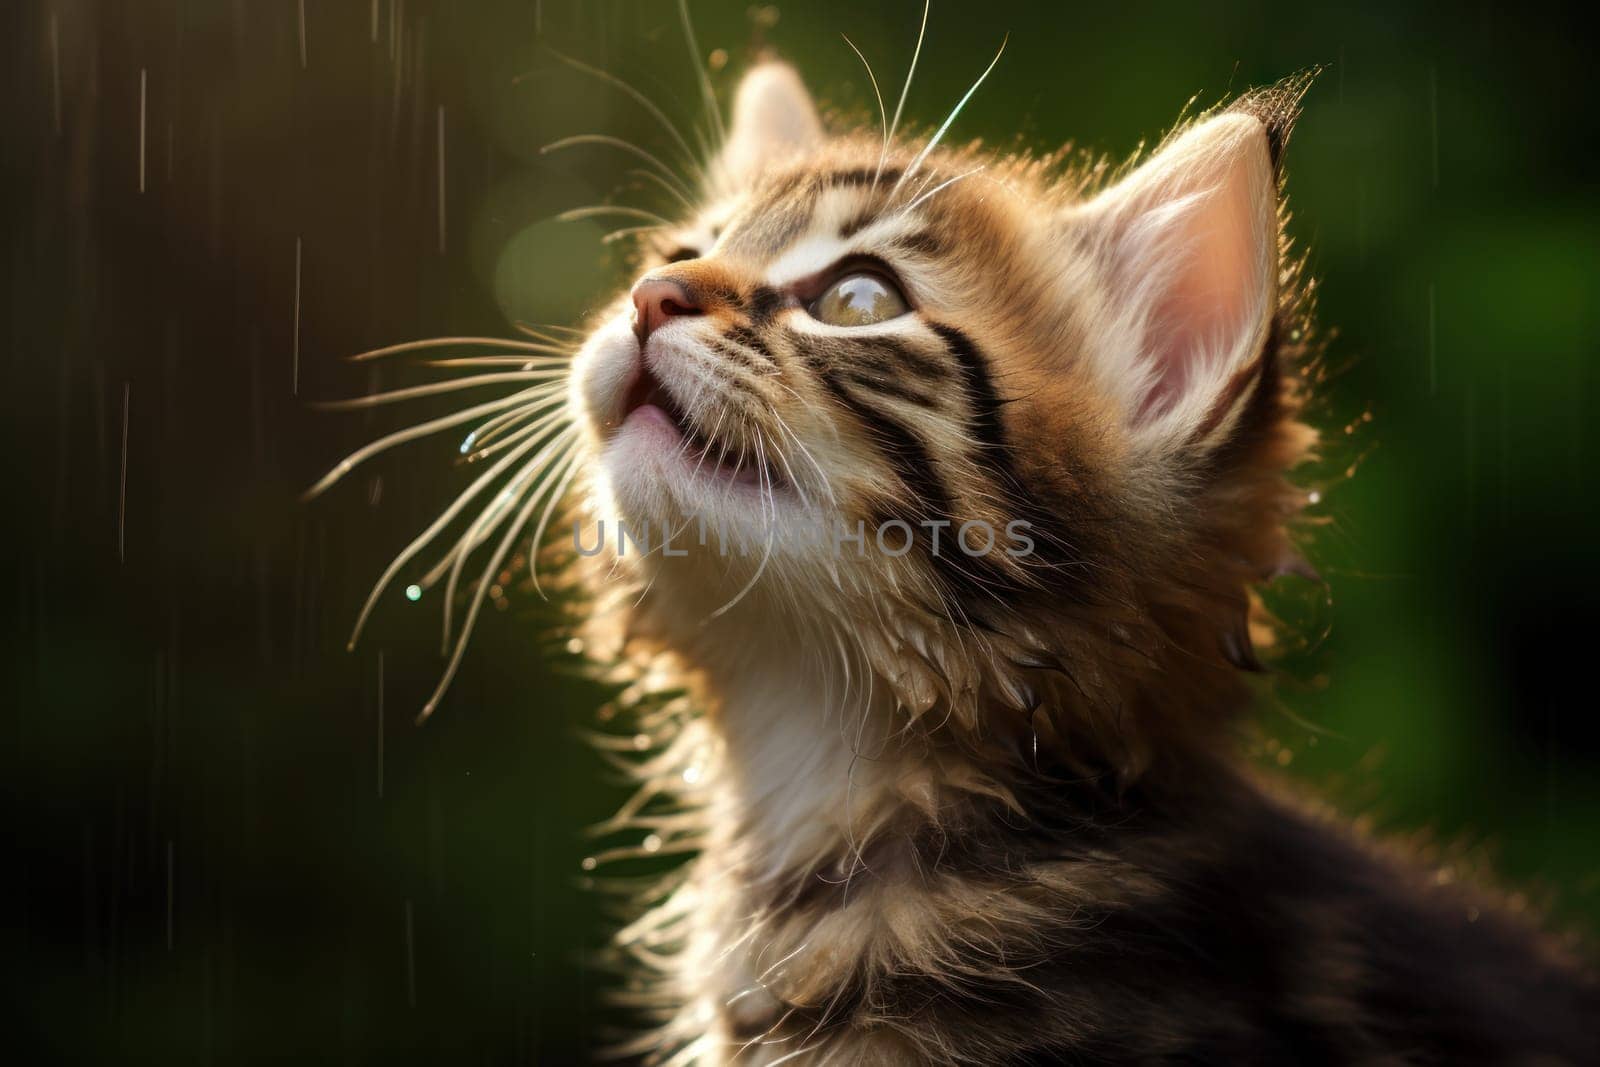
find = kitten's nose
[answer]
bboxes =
[631,277,702,342]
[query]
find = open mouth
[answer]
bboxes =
[620,362,784,489]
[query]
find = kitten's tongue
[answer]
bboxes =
[622,365,766,485]
[622,364,683,426]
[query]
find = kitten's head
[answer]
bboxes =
[571,63,1315,769]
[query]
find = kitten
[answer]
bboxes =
[318,50,1597,1067]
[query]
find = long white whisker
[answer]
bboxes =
[762,418,811,510]
[458,397,564,456]
[513,320,586,342]
[841,34,889,187]
[558,205,675,227]
[895,34,1009,193]
[313,372,566,410]
[899,164,988,216]
[771,413,834,505]
[528,443,586,599]
[417,448,574,725]
[438,428,577,646]
[419,356,570,369]
[351,336,574,362]
[541,135,694,201]
[688,405,729,482]
[707,438,776,622]
[346,419,562,651]
[461,401,570,461]
[880,0,930,183]
[602,224,667,246]
[625,167,699,214]
[545,49,707,185]
[303,387,551,500]
[677,0,725,151]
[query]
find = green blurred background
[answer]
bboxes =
[3,0,1596,1061]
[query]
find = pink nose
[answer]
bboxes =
[631,277,702,342]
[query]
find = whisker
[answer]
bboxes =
[418,445,580,724]
[707,437,776,621]
[346,419,564,651]
[303,387,551,500]
[625,167,699,214]
[513,320,586,341]
[312,372,565,410]
[880,0,930,183]
[541,135,694,201]
[420,356,570,369]
[763,422,811,510]
[437,429,578,646]
[896,34,1009,192]
[546,49,708,186]
[602,224,667,246]
[899,164,988,216]
[676,0,726,151]
[528,441,586,599]
[558,204,675,228]
[459,399,565,456]
[688,405,730,483]
[771,413,835,505]
[841,34,888,183]
[350,336,574,361]
[462,401,569,461]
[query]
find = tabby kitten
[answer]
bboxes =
[323,49,1598,1067]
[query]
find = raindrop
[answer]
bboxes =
[49,10,61,136]
[405,584,422,601]
[118,382,129,562]
[138,69,147,193]
[292,238,302,395]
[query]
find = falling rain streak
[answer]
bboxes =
[437,106,447,253]
[9,4,1596,1065]
[138,68,147,193]
[292,237,302,395]
[49,9,61,136]
[118,382,129,562]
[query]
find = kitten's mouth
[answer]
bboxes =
[620,362,783,490]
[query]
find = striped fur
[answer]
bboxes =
[554,61,1598,1065]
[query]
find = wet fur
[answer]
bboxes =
[326,49,1599,1067]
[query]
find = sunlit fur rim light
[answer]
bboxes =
[307,5,1596,1062]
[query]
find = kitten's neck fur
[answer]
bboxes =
[697,623,906,890]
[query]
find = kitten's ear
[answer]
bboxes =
[1067,112,1279,453]
[715,63,822,193]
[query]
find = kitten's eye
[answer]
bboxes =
[810,273,910,327]
[665,247,699,264]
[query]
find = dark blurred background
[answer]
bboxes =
[2,0,1597,1061]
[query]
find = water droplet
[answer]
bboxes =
[642,834,662,853]
[405,584,422,602]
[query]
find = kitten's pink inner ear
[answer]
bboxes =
[1079,114,1277,428]
[718,64,822,191]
